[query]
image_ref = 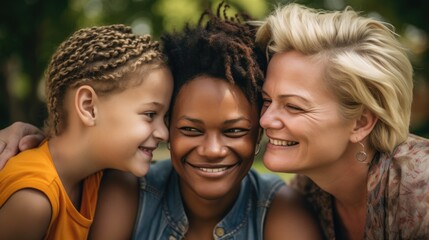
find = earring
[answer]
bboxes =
[166,142,171,150]
[356,142,368,163]
[255,144,261,155]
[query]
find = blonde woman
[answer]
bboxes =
[256,3,429,239]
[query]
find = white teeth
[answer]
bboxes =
[199,167,228,173]
[269,138,298,146]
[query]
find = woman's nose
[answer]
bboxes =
[197,134,228,159]
[260,104,284,129]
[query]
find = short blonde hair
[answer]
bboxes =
[255,3,413,153]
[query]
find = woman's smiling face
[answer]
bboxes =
[260,51,356,175]
[169,76,260,200]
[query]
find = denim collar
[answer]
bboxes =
[163,171,253,237]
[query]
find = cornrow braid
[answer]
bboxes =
[161,1,266,112]
[45,24,165,138]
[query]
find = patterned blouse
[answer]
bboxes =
[290,134,429,240]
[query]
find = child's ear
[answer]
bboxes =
[350,108,378,143]
[75,85,98,127]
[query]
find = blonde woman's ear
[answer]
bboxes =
[350,108,378,143]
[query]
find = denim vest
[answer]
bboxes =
[132,159,285,240]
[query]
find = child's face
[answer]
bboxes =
[169,76,260,200]
[91,66,173,177]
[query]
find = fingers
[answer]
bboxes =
[19,123,45,151]
[0,138,5,153]
[21,122,45,139]
[0,139,7,169]
[0,124,22,169]
[19,134,46,151]
[0,140,19,170]
[0,122,45,170]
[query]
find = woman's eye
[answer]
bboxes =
[225,128,249,137]
[286,104,304,112]
[226,128,243,133]
[179,127,202,136]
[262,98,271,107]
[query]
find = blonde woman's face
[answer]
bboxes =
[260,51,356,175]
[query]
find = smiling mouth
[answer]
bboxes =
[138,146,155,157]
[199,167,228,173]
[185,161,238,173]
[269,138,299,146]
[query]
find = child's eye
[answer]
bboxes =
[143,112,156,119]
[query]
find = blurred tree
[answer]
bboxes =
[0,0,83,128]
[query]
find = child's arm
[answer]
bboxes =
[263,185,324,240]
[0,189,52,239]
[89,170,139,240]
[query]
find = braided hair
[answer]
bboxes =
[161,1,266,112]
[45,24,165,138]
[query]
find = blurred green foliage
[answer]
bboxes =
[1,0,428,137]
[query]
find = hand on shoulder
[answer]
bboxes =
[0,122,45,169]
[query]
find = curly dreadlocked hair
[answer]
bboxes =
[44,24,165,138]
[161,1,266,112]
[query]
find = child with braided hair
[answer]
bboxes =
[0,24,172,239]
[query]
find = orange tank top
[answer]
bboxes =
[0,141,103,239]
